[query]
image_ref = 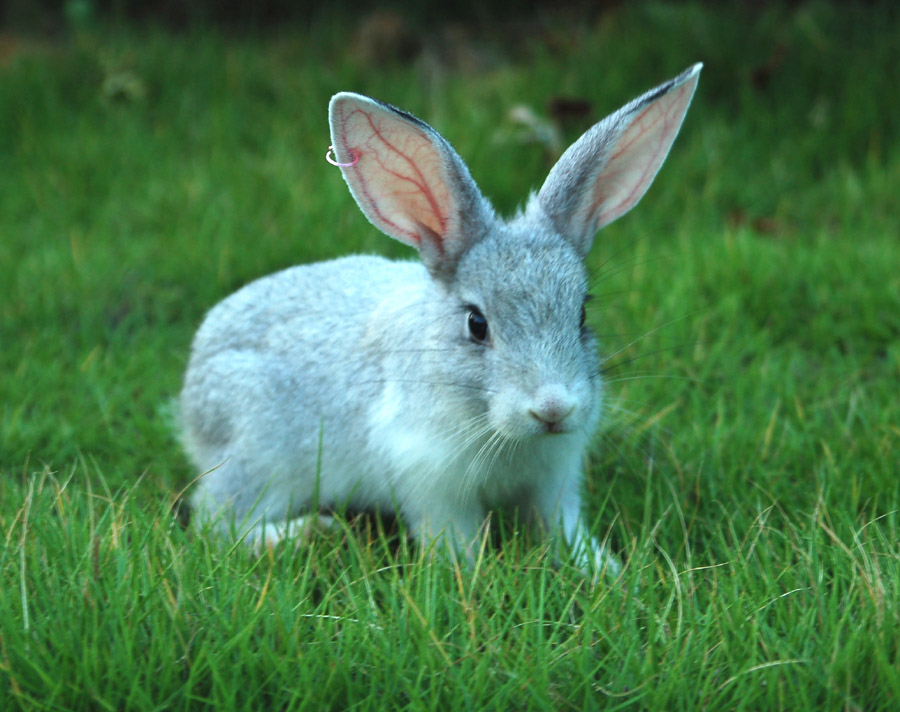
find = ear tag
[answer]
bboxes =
[326,145,360,167]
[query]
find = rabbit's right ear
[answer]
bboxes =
[536,63,702,257]
[329,93,494,281]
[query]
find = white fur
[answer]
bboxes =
[180,65,701,575]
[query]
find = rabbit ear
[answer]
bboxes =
[329,93,494,279]
[536,63,702,256]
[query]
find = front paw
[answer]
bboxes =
[572,539,623,581]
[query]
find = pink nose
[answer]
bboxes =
[529,387,577,431]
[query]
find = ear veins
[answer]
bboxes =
[591,81,691,230]
[352,106,450,242]
[334,110,417,244]
[345,150,419,245]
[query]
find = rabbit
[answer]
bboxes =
[179,63,702,574]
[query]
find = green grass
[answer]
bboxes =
[2,2,899,709]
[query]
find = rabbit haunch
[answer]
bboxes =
[180,63,701,572]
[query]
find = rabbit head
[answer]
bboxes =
[328,64,701,443]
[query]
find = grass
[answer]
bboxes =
[2,1,899,709]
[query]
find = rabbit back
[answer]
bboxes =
[181,255,428,524]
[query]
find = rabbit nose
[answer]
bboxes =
[529,388,577,431]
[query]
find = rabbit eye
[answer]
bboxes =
[580,295,594,330]
[466,306,489,343]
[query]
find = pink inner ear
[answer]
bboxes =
[334,103,453,247]
[591,78,696,232]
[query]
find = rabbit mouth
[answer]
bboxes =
[526,385,580,435]
[539,420,571,435]
[526,407,574,434]
[529,415,576,436]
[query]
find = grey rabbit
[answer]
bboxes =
[179,63,702,573]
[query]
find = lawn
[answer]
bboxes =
[1,2,899,709]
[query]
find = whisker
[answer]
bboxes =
[586,232,657,281]
[356,378,496,395]
[465,429,509,500]
[599,342,699,375]
[483,432,511,482]
[587,254,677,295]
[603,373,698,385]
[400,413,493,509]
[598,311,703,367]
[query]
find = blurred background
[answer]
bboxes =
[1,0,898,511]
[2,5,899,705]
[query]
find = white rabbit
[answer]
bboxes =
[180,64,702,573]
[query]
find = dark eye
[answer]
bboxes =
[580,295,594,329]
[466,306,489,343]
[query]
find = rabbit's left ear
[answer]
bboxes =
[329,93,494,280]
[536,63,702,256]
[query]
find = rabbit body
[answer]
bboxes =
[183,236,599,554]
[181,64,702,570]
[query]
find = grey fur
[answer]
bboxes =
[180,64,702,573]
